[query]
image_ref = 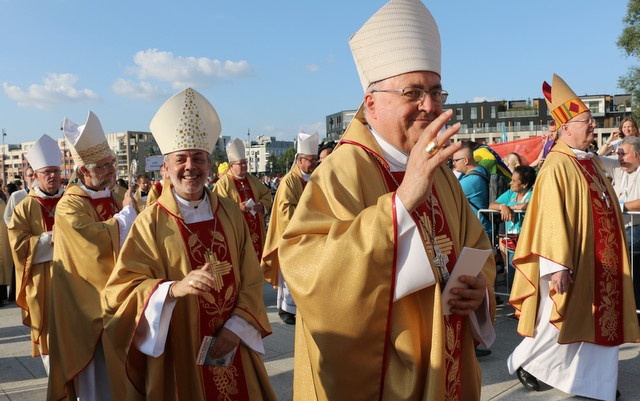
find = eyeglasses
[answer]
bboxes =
[37,168,61,176]
[231,160,248,166]
[300,156,318,164]
[566,117,597,126]
[451,157,466,163]
[94,160,117,171]
[370,87,448,104]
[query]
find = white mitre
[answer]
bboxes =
[26,134,62,171]
[62,111,114,166]
[349,0,441,91]
[296,132,319,156]
[226,138,246,163]
[150,87,221,155]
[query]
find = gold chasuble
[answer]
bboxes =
[261,164,306,285]
[103,184,275,401]
[8,191,60,357]
[278,118,496,401]
[213,173,272,259]
[48,183,125,401]
[511,140,640,344]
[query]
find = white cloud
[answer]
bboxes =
[124,49,253,90]
[305,64,320,72]
[111,79,165,99]
[3,73,99,110]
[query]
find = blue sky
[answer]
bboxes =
[0,0,635,144]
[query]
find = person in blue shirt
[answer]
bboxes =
[452,143,492,235]
[488,165,537,289]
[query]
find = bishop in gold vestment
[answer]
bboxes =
[279,118,496,401]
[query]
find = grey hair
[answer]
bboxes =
[621,136,640,154]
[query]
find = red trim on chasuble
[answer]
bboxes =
[35,197,61,231]
[575,159,625,345]
[231,176,264,258]
[175,217,251,401]
[86,196,120,221]
[382,168,465,401]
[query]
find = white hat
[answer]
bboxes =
[150,87,222,155]
[349,0,441,91]
[62,111,114,166]
[226,138,246,163]
[26,134,62,171]
[296,132,319,156]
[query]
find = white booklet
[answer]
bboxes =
[245,198,257,216]
[196,336,237,366]
[442,247,492,315]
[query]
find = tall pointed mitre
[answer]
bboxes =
[26,134,62,171]
[349,0,441,91]
[226,138,246,163]
[62,111,113,166]
[542,74,589,126]
[150,87,222,155]
[296,132,319,156]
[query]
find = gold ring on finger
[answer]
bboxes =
[425,140,439,155]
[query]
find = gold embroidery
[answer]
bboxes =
[210,365,239,401]
[444,318,462,401]
[596,208,620,341]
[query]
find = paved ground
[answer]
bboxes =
[1,283,639,400]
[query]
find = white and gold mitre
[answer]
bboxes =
[62,111,113,166]
[150,87,222,155]
[349,0,441,91]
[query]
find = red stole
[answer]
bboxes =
[575,159,625,345]
[87,196,120,221]
[383,170,465,401]
[231,176,264,258]
[175,217,251,401]
[34,197,61,231]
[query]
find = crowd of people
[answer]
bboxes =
[0,1,639,401]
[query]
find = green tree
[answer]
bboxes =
[277,147,296,174]
[618,0,640,119]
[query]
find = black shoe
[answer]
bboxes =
[617,389,621,399]
[475,348,491,357]
[516,367,540,391]
[279,310,296,325]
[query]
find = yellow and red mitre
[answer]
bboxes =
[542,74,589,126]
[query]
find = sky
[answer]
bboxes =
[0,0,635,145]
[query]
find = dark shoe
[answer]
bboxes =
[475,348,491,357]
[279,310,296,325]
[617,389,621,399]
[495,295,504,305]
[516,367,540,391]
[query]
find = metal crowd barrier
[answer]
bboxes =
[478,208,640,314]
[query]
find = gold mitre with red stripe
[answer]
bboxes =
[542,74,589,126]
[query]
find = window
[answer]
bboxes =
[491,106,496,119]
[456,108,464,119]
[470,107,477,120]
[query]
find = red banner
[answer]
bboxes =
[489,136,544,166]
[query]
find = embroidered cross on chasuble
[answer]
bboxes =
[176,218,253,401]
[383,169,466,401]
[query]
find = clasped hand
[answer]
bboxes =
[448,274,487,316]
